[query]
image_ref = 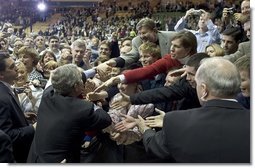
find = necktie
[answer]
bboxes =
[13,88,21,105]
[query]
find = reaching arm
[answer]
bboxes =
[130,77,189,105]
[124,55,181,83]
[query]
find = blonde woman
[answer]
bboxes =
[205,43,225,57]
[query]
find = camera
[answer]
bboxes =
[226,7,234,15]
[14,87,26,94]
[193,10,201,15]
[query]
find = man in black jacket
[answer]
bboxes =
[27,64,112,163]
[0,52,35,163]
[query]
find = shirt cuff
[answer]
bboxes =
[93,104,101,111]
[84,68,96,79]
[118,74,126,83]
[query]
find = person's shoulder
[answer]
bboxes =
[240,41,250,47]
[164,107,202,125]
[0,83,10,100]
[158,31,176,35]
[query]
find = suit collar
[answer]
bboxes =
[203,99,244,109]
[0,81,13,92]
[0,81,22,109]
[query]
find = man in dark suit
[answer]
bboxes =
[27,64,112,163]
[117,57,250,163]
[0,52,35,163]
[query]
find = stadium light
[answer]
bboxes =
[37,1,46,11]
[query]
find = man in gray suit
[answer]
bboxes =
[96,18,176,75]
[223,20,250,62]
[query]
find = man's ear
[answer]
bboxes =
[201,83,209,98]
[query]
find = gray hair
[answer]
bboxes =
[136,17,156,31]
[195,57,241,97]
[51,64,82,95]
[71,39,86,50]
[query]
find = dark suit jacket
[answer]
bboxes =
[27,86,112,163]
[0,129,15,163]
[0,82,35,163]
[143,99,250,163]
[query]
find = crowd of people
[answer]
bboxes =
[0,0,251,163]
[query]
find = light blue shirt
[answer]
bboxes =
[174,17,221,52]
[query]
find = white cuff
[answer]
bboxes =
[119,74,126,83]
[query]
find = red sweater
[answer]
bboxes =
[124,54,182,83]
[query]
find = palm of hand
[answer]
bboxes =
[110,92,130,110]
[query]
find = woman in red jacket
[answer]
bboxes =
[95,30,197,91]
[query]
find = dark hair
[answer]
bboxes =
[49,35,59,42]
[221,27,243,43]
[186,53,210,70]
[0,52,10,71]
[40,50,57,64]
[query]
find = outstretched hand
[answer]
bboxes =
[94,76,121,93]
[110,91,131,110]
[115,113,138,132]
[145,108,166,128]
[96,59,117,80]
[86,91,108,102]
[137,115,151,134]
[24,112,37,124]
[169,67,186,77]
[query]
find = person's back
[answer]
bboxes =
[163,100,250,162]
[27,64,111,163]
[142,57,250,163]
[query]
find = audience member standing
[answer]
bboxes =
[174,8,220,52]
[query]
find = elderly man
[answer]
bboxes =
[117,57,250,163]
[27,64,111,163]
